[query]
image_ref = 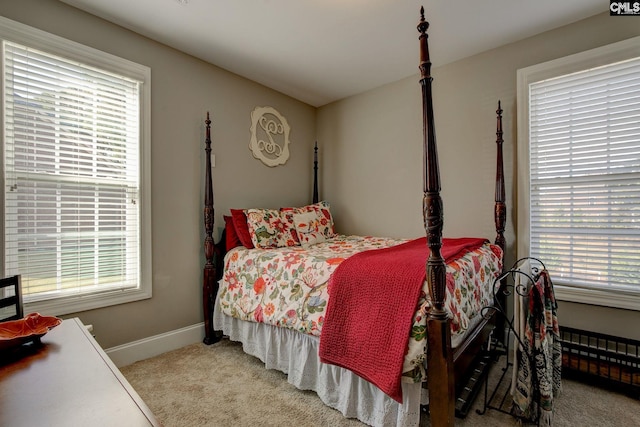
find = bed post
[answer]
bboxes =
[494,101,506,253]
[313,141,319,204]
[203,112,219,345]
[418,8,455,426]
[493,101,508,343]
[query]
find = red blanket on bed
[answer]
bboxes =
[318,237,487,403]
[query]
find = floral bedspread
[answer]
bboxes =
[217,235,503,381]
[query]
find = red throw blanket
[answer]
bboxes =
[318,237,488,403]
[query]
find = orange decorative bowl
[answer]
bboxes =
[0,313,63,351]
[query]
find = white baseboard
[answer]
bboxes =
[106,322,205,367]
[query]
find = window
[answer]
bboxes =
[0,17,151,316]
[517,36,640,310]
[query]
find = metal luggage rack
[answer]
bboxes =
[475,257,551,426]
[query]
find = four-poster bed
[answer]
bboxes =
[201,8,507,427]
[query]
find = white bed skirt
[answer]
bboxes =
[213,305,422,427]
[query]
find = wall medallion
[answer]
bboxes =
[249,106,291,167]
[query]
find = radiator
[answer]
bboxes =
[560,326,640,398]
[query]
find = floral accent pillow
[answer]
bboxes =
[279,208,301,245]
[293,210,326,246]
[246,208,300,249]
[289,201,335,246]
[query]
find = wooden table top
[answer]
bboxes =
[0,317,161,427]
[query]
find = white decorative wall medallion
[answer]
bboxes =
[249,106,291,167]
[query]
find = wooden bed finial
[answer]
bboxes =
[417,7,431,82]
[418,6,428,32]
[418,8,456,426]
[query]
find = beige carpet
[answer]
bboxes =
[120,339,640,427]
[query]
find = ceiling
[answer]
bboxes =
[59,0,606,107]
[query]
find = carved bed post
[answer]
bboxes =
[203,112,219,345]
[418,8,455,426]
[313,141,319,204]
[494,101,506,252]
[494,101,508,343]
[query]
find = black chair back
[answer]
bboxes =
[0,275,23,322]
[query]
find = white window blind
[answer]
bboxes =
[528,57,640,297]
[3,40,142,307]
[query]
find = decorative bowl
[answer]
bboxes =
[0,313,63,351]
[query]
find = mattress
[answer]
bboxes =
[217,234,503,382]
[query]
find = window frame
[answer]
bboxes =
[517,35,640,311]
[0,16,152,316]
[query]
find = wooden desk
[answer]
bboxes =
[0,317,161,426]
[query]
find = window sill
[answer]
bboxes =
[24,287,152,317]
[554,285,640,312]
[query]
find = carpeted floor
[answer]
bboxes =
[120,339,640,427]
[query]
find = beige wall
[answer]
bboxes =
[0,0,316,348]
[317,12,640,340]
[2,1,639,347]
